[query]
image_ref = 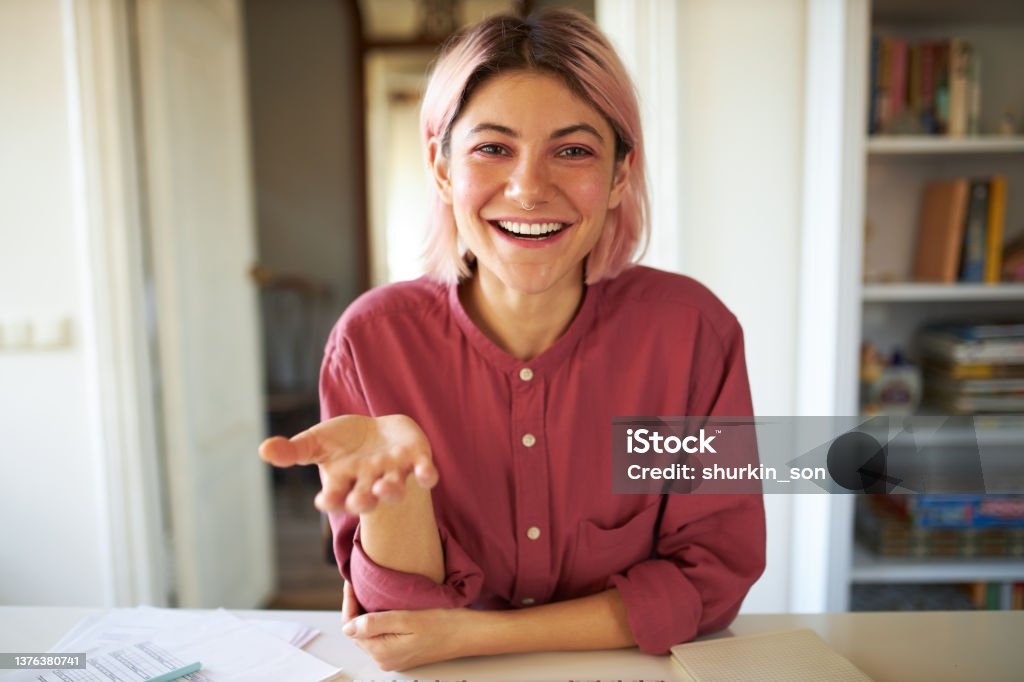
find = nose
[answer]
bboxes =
[505,152,550,209]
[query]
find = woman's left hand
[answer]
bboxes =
[342,607,471,671]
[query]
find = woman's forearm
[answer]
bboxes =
[462,589,635,656]
[358,474,444,583]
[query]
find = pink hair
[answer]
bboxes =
[419,9,650,285]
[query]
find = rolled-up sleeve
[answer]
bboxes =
[320,330,485,612]
[609,314,766,654]
[607,494,766,653]
[343,521,484,611]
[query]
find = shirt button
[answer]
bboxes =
[526,526,541,540]
[519,367,534,381]
[521,597,535,605]
[522,433,536,448]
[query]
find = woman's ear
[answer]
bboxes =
[607,148,634,210]
[429,137,454,205]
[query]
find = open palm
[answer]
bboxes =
[259,414,438,514]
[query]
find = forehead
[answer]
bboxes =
[454,70,612,139]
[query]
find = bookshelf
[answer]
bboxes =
[833,0,1024,612]
[862,283,1024,301]
[867,136,1024,155]
[851,543,1024,584]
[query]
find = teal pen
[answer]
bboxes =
[143,661,202,682]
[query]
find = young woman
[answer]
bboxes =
[260,9,765,672]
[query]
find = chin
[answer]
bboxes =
[493,261,578,295]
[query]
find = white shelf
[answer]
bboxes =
[852,543,1024,584]
[862,283,1024,302]
[867,136,1024,155]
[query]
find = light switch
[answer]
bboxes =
[35,317,72,349]
[0,319,33,350]
[0,317,74,351]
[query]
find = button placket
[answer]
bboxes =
[510,367,551,605]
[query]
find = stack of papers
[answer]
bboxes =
[670,628,872,681]
[6,607,342,682]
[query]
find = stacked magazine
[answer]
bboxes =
[918,322,1024,413]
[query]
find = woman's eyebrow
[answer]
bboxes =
[550,123,604,142]
[466,122,605,143]
[467,122,517,136]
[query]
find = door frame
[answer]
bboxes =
[68,0,170,607]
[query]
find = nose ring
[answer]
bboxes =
[520,200,536,211]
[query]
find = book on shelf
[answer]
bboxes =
[968,581,1024,610]
[871,495,1024,530]
[856,496,1024,558]
[910,495,1024,529]
[970,581,987,609]
[948,38,973,137]
[913,179,969,282]
[987,582,1002,610]
[869,35,977,136]
[959,180,989,282]
[912,176,1009,284]
[985,176,1007,283]
[889,38,908,126]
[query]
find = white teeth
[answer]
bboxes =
[497,221,565,235]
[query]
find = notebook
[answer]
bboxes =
[670,628,872,681]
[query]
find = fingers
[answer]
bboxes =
[260,415,371,468]
[264,414,438,512]
[326,459,401,513]
[341,581,360,625]
[258,435,302,467]
[342,611,409,639]
[259,430,331,469]
[314,484,352,512]
[413,456,439,489]
[344,475,379,514]
[370,469,408,502]
[313,464,354,512]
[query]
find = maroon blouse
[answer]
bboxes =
[322,266,765,654]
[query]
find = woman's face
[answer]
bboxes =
[432,70,631,297]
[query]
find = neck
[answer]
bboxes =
[461,264,585,361]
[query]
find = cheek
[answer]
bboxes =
[452,182,486,209]
[557,167,615,211]
[574,180,614,217]
[450,162,500,209]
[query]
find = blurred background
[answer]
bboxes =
[1,0,1022,617]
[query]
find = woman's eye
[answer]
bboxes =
[477,144,509,156]
[558,146,592,159]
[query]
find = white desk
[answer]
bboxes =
[1,607,1022,681]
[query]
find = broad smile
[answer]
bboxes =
[489,219,571,241]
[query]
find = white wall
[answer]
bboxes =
[677,0,806,614]
[0,0,109,606]
[600,0,808,613]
